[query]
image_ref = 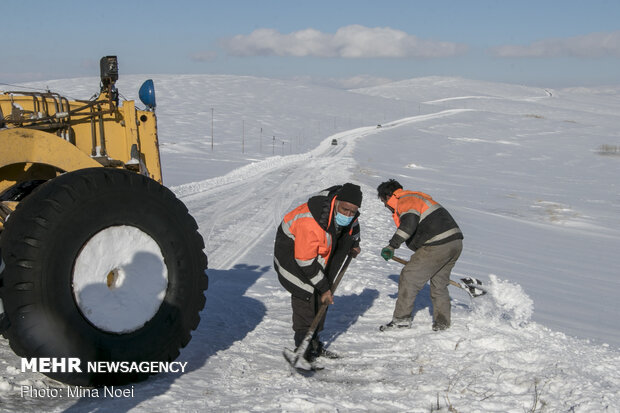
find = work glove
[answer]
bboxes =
[380,245,394,261]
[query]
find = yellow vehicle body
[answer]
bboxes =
[0,57,208,387]
[0,82,162,230]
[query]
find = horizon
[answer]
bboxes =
[2,52,620,412]
[2,0,620,89]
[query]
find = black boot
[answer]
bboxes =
[309,337,340,360]
[432,315,450,331]
[294,331,317,362]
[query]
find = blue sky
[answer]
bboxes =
[2,0,620,88]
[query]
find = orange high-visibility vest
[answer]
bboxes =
[387,189,440,227]
[281,196,337,270]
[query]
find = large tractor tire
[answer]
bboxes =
[0,168,208,386]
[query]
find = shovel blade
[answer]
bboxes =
[460,276,487,297]
[283,348,313,371]
[283,347,297,366]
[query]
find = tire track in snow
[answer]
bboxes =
[172,110,467,269]
[175,138,356,269]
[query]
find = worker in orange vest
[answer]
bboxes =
[274,183,362,362]
[377,179,463,332]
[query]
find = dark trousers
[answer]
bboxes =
[292,293,326,347]
[393,239,462,326]
[290,233,355,347]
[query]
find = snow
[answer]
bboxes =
[72,226,168,333]
[1,74,620,412]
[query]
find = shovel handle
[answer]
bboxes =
[390,255,473,294]
[391,255,408,265]
[330,253,353,294]
[294,254,354,359]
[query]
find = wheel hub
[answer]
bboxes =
[72,225,169,333]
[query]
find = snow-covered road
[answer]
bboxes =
[2,75,619,412]
[176,110,470,270]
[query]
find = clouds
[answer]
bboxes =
[490,31,620,58]
[189,24,620,76]
[221,25,468,58]
[211,26,620,61]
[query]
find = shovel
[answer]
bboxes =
[283,254,353,371]
[391,255,487,298]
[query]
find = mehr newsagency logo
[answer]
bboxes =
[19,357,188,399]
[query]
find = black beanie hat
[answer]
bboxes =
[337,183,363,207]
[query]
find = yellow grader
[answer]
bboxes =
[0,57,208,386]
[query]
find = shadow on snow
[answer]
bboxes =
[321,288,380,349]
[63,263,268,413]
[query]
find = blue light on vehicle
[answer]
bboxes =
[139,79,156,109]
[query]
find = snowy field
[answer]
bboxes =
[1,75,619,412]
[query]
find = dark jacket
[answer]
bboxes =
[274,185,360,301]
[387,189,462,251]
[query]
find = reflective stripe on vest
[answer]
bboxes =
[274,257,315,294]
[280,199,335,268]
[389,189,440,227]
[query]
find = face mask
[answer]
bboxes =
[335,212,354,227]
